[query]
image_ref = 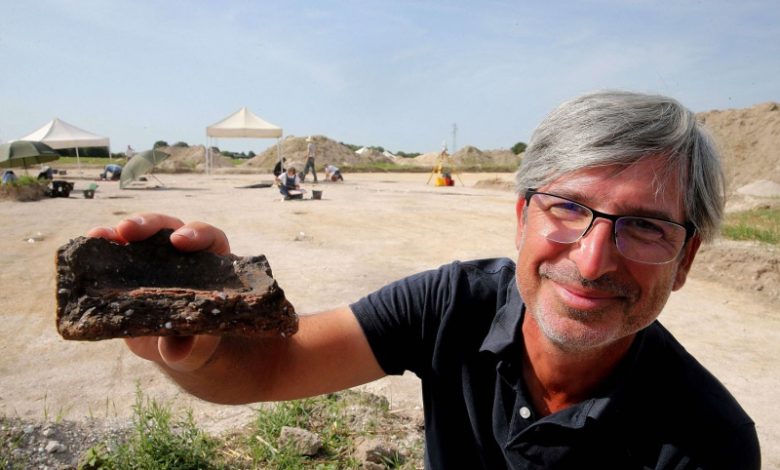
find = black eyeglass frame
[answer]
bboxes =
[523,189,696,257]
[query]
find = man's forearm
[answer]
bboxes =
[158,334,291,404]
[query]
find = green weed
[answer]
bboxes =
[71,388,421,469]
[722,207,780,245]
[80,388,223,469]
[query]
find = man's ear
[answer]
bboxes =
[515,198,527,250]
[672,234,701,291]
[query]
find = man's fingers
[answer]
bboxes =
[116,213,185,242]
[125,337,163,362]
[170,222,231,255]
[86,226,127,243]
[126,335,222,373]
[159,335,222,372]
[89,214,230,255]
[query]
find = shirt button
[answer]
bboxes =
[519,406,532,419]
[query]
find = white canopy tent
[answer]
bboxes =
[19,118,110,170]
[205,107,283,173]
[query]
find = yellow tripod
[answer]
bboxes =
[426,149,463,186]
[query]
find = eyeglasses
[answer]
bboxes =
[523,189,695,264]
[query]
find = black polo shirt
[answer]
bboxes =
[351,258,760,469]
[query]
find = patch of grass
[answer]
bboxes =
[0,417,26,470]
[221,390,419,469]
[243,393,362,468]
[722,207,780,245]
[79,389,422,470]
[81,387,224,469]
[0,175,48,201]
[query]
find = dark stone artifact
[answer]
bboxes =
[56,229,297,341]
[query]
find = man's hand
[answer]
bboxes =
[86,213,385,404]
[87,212,230,255]
[87,213,230,372]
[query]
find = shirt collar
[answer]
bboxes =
[479,279,524,355]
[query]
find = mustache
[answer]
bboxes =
[538,263,638,299]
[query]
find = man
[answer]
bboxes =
[273,157,286,178]
[100,163,123,181]
[301,136,318,183]
[277,166,301,200]
[37,166,54,180]
[90,91,759,468]
[324,163,343,182]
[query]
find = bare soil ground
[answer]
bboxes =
[1,170,778,468]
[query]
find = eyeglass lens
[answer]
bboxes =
[527,192,688,264]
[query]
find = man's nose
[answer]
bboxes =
[570,218,619,280]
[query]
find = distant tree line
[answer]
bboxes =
[511,142,527,155]
[342,140,527,158]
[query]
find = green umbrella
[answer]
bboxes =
[119,149,170,189]
[0,140,60,170]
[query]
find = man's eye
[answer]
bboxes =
[621,218,666,240]
[548,202,588,219]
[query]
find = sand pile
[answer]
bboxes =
[396,151,439,167]
[155,145,233,172]
[697,102,780,194]
[242,135,383,170]
[451,146,521,168]
[392,146,520,169]
[242,138,519,171]
[355,147,395,164]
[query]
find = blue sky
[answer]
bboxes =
[1,0,778,154]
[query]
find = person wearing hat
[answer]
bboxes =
[301,136,318,183]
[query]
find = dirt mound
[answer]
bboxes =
[691,239,780,305]
[155,145,233,172]
[451,146,521,168]
[242,136,386,171]
[391,146,521,169]
[0,183,47,201]
[355,147,395,164]
[397,151,439,167]
[736,180,780,198]
[697,102,780,193]
[473,177,516,191]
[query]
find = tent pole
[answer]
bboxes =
[206,137,210,175]
[277,138,282,171]
[76,147,82,172]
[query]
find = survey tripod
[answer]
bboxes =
[426,149,463,186]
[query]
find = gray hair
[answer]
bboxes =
[515,90,725,242]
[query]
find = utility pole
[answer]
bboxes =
[452,123,458,154]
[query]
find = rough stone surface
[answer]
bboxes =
[56,229,297,341]
[277,426,322,456]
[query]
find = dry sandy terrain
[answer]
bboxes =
[1,170,778,467]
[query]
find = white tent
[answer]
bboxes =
[19,118,110,169]
[205,107,282,172]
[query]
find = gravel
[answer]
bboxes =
[1,417,132,469]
